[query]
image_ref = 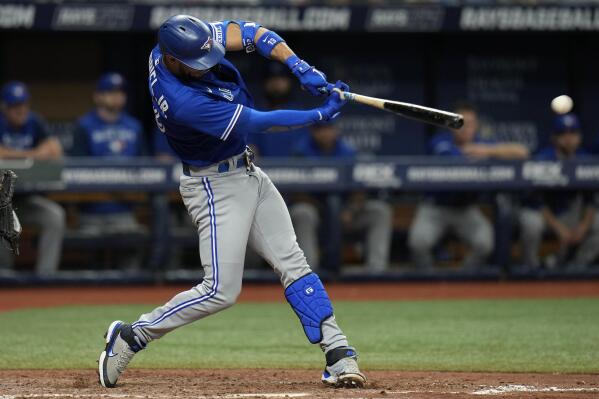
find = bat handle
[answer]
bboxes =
[318,85,352,101]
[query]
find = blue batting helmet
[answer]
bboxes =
[158,15,225,71]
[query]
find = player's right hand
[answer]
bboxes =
[317,81,350,121]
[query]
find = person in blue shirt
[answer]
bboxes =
[70,73,146,267]
[0,81,65,275]
[289,122,392,272]
[408,102,528,270]
[97,16,362,390]
[519,113,599,269]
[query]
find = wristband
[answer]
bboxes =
[238,21,260,53]
[256,30,285,58]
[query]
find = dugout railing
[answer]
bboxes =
[2,157,599,284]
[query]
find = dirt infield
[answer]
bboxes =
[0,369,598,399]
[1,280,599,312]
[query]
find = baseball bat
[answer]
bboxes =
[332,88,464,129]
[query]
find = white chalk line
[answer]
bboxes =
[3,385,599,398]
[473,384,599,395]
[0,393,309,399]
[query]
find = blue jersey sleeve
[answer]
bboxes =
[175,97,246,141]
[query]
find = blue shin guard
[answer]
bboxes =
[284,273,334,344]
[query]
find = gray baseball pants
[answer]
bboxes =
[0,195,65,275]
[519,205,599,268]
[290,200,392,271]
[408,202,494,269]
[132,163,349,353]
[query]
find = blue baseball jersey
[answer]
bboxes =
[71,110,145,215]
[149,22,255,167]
[0,112,50,150]
[71,110,144,157]
[291,135,356,158]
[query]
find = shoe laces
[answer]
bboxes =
[115,345,135,373]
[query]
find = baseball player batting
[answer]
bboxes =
[98,15,365,389]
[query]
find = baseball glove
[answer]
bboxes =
[0,170,21,255]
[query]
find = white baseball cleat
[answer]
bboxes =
[321,347,366,388]
[98,320,145,388]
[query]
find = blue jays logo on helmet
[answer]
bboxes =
[158,15,225,71]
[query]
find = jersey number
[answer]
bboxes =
[153,95,169,133]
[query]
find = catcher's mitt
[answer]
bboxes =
[0,170,21,254]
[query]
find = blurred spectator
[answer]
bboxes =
[248,62,308,157]
[289,122,392,271]
[0,81,65,275]
[519,114,599,269]
[408,102,528,270]
[70,73,146,269]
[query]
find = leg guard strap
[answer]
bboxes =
[284,273,334,344]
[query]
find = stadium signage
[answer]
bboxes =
[149,6,351,31]
[406,165,515,183]
[62,167,167,186]
[264,167,340,185]
[52,4,134,31]
[353,163,401,188]
[521,161,569,186]
[366,7,445,32]
[0,4,35,29]
[5,3,599,33]
[460,6,599,31]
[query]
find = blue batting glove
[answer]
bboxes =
[285,55,331,96]
[317,81,350,121]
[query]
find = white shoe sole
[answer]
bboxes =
[98,320,123,388]
[322,372,366,388]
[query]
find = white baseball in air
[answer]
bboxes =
[551,95,573,115]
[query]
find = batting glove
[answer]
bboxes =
[285,55,331,96]
[317,81,350,121]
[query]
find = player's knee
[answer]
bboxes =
[408,227,435,252]
[214,279,242,309]
[519,211,543,237]
[290,203,319,227]
[471,234,494,256]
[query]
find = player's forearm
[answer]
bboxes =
[227,22,296,65]
[33,138,63,160]
[239,108,322,134]
[489,143,529,160]
[541,207,565,234]
[0,146,35,159]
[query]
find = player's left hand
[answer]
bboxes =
[290,61,331,96]
[318,80,350,121]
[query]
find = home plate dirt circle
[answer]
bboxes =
[1,370,598,399]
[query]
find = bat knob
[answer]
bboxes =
[451,114,465,129]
